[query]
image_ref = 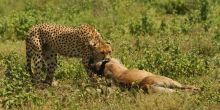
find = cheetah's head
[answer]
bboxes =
[89,40,112,62]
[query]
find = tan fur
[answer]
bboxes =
[26,23,112,85]
[93,58,199,93]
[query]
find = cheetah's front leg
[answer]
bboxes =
[82,57,99,83]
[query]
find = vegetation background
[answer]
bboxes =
[0,0,219,109]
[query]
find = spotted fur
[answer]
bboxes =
[25,23,112,85]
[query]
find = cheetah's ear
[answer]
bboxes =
[89,40,98,47]
[106,40,111,45]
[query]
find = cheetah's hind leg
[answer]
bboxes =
[26,40,34,82]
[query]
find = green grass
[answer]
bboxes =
[0,0,220,109]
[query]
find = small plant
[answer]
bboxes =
[0,52,40,109]
[164,0,190,15]
[200,0,209,21]
[0,19,7,39]
[55,59,85,80]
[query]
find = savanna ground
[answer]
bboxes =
[0,0,220,109]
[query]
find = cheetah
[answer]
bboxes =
[25,23,112,85]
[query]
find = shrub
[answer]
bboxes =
[12,9,40,40]
[129,14,155,36]
[137,42,211,78]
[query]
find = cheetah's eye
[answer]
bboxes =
[100,51,105,54]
